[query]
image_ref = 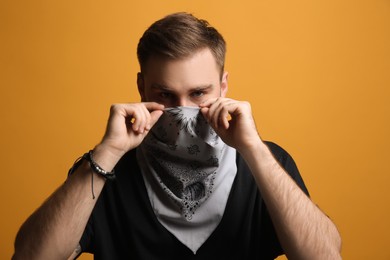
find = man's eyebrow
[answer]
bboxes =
[151,83,172,91]
[192,84,213,91]
[150,83,214,91]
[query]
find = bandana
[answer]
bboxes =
[137,106,237,254]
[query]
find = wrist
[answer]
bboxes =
[237,139,269,161]
[83,150,116,180]
[92,144,125,172]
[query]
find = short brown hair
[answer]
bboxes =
[137,12,226,76]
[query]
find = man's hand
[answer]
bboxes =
[98,102,164,159]
[199,98,261,152]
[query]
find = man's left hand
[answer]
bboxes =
[199,98,262,152]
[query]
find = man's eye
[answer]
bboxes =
[159,92,172,98]
[191,91,204,98]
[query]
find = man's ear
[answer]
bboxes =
[137,72,146,101]
[220,71,229,97]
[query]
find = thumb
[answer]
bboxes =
[149,110,164,129]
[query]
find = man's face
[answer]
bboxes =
[138,48,228,107]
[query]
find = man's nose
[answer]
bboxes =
[169,97,199,107]
[175,98,193,107]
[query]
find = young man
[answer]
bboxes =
[13,12,341,259]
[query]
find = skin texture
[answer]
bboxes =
[13,48,341,260]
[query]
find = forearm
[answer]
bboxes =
[13,146,117,259]
[239,141,342,259]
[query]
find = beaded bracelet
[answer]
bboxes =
[83,150,116,180]
[67,150,116,199]
[68,150,116,199]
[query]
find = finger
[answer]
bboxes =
[115,104,146,134]
[149,110,164,128]
[206,100,224,129]
[200,107,209,119]
[219,105,230,129]
[214,102,232,130]
[199,98,219,108]
[143,102,165,112]
[128,106,144,133]
[142,102,164,131]
[205,98,224,128]
[135,105,150,134]
[209,99,235,129]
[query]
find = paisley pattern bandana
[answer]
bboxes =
[137,106,237,253]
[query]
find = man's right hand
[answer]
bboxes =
[97,102,164,161]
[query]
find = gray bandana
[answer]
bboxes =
[137,106,237,253]
[139,106,224,220]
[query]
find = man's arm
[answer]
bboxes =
[200,98,342,259]
[13,103,164,259]
[240,141,342,259]
[12,146,117,259]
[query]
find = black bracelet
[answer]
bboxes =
[83,150,116,180]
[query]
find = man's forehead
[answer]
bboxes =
[142,48,219,72]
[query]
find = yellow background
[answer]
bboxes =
[1,1,389,259]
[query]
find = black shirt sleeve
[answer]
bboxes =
[265,141,309,196]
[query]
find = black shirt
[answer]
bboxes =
[78,141,309,259]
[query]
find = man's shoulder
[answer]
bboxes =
[263,141,290,160]
[262,141,309,196]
